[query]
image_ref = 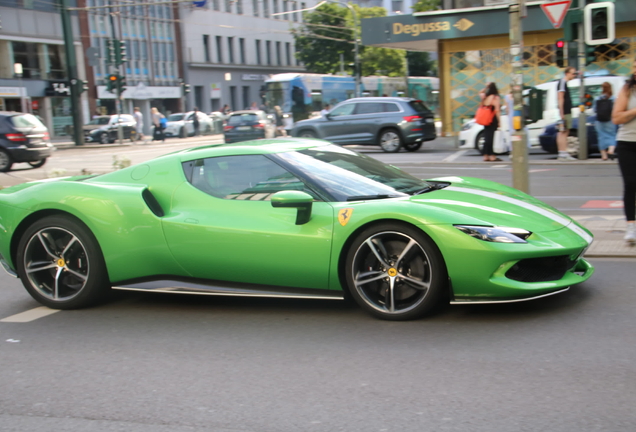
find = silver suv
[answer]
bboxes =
[290,97,436,152]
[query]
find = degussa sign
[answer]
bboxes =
[392,18,475,37]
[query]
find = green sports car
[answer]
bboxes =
[0,139,594,320]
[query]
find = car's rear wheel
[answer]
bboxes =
[0,149,14,172]
[16,215,109,310]
[476,131,485,154]
[345,223,447,321]
[28,158,47,169]
[99,132,110,144]
[379,129,402,153]
[403,142,422,152]
[299,130,316,138]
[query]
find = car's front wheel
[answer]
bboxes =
[99,132,110,144]
[476,131,485,154]
[28,158,47,169]
[299,130,316,138]
[0,149,14,172]
[16,215,110,309]
[379,129,402,153]
[345,223,447,320]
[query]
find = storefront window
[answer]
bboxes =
[51,97,73,137]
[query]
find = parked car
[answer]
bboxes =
[459,74,626,153]
[291,97,436,153]
[538,115,607,156]
[84,115,137,144]
[164,111,214,138]
[223,110,275,143]
[0,139,594,320]
[0,111,54,172]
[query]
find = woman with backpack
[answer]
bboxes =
[151,107,166,142]
[476,82,502,162]
[593,82,616,161]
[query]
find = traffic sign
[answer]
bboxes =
[541,0,572,29]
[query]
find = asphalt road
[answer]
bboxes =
[1,258,635,431]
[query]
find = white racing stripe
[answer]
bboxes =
[446,186,594,244]
[1,307,60,323]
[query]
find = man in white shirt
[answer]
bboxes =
[133,107,144,141]
[320,104,331,116]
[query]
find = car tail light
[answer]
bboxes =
[6,133,27,142]
[254,122,265,129]
[224,125,234,131]
[403,115,421,123]
[43,132,50,142]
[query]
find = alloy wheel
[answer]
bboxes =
[380,130,402,153]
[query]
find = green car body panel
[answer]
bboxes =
[0,139,594,304]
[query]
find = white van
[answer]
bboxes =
[458,74,627,152]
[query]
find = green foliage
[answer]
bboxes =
[412,0,441,13]
[361,48,405,77]
[406,51,438,76]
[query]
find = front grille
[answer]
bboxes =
[505,255,576,283]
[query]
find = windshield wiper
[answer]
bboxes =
[346,194,399,202]
[410,182,450,196]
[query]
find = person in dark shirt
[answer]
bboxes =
[556,67,578,161]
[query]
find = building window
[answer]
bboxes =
[282,0,288,19]
[253,0,259,16]
[212,0,220,11]
[242,86,250,111]
[285,42,291,66]
[276,41,281,65]
[236,0,243,14]
[230,86,237,112]
[228,37,234,63]
[300,2,306,21]
[239,38,246,64]
[266,40,271,65]
[203,35,210,62]
[273,0,278,18]
[225,0,232,13]
[216,36,223,63]
[263,0,270,17]
[292,1,298,21]
[46,44,67,79]
[12,42,41,79]
[256,40,262,65]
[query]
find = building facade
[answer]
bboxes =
[0,1,89,138]
[179,0,322,114]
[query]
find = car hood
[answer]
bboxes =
[411,176,590,239]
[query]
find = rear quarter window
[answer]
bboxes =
[11,114,46,129]
[408,101,431,114]
[383,103,400,113]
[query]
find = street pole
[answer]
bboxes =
[509,0,529,194]
[577,18,588,160]
[108,0,123,144]
[59,0,85,146]
[345,2,360,97]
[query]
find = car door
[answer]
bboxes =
[319,102,357,143]
[162,154,335,290]
[349,102,384,144]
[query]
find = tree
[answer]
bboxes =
[406,0,440,76]
[292,3,406,77]
[412,0,441,13]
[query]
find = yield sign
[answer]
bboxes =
[541,0,572,29]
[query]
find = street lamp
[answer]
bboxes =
[272,0,360,97]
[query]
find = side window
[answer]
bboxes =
[185,155,317,200]
[383,103,400,113]
[328,103,355,117]
[355,103,382,115]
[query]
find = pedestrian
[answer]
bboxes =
[192,107,200,136]
[249,101,259,110]
[593,82,617,161]
[92,107,102,119]
[320,104,330,116]
[274,105,286,137]
[477,82,502,162]
[222,104,231,115]
[133,106,144,142]
[612,58,636,245]
[556,67,578,161]
[151,107,165,142]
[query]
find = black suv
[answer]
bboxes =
[0,112,54,172]
[291,97,436,152]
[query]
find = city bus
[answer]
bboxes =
[263,73,439,130]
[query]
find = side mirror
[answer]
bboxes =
[271,190,313,225]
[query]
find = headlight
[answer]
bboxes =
[461,121,475,131]
[455,225,532,243]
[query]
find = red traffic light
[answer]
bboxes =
[108,74,117,81]
[556,40,565,48]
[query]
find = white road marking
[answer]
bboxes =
[1,307,60,323]
[442,150,468,162]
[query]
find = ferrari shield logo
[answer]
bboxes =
[338,208,354,226]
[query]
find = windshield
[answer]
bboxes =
[88,117,110,125]
[11,114,47,129]
[168,114,184,122]
[274,145,430,202]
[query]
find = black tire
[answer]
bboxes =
[379,129,403,153]
[345,223,447,321]
[476,131,485,155]
[99,132,110,144]
[0,148,14,172]
[16,215,110,309]
[28,158,47,169]
[403,142,422,152]
[299,130,316,138]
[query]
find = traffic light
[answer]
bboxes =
[583,91,594,109]
[117,75,127,94]
[183,83,191,95]
[584,2,615,46]
[77,80,89,94]
[115,40,128,66]
[585,44,596,66]
[106,74,118,93]
[106,40,116,65]
[555,39,565,68]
